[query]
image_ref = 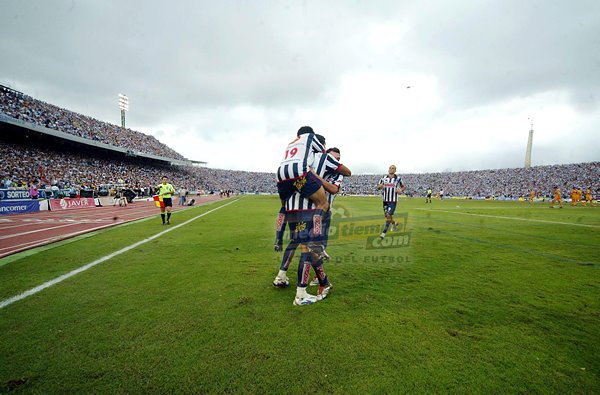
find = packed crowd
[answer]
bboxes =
[1,85,597,198]
[0,140,279,196]
[342,162,600,198]
[1,139,598,199]
[0,85,184,160]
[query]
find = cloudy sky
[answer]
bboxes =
[1,0,599,174]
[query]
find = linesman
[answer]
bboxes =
[158,175,175,224]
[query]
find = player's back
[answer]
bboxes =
[277,133,324,182]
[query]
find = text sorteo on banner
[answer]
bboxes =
[0,189,31,200]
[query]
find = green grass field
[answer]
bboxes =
[1,196,599,393]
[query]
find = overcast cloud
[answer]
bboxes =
[1,0,599,174]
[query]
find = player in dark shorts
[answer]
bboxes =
[275,127,351,257]
[377,165,405,239]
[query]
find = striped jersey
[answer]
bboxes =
[378,174,403,202]
[277,133,325,182]
[325,173,344,207]
[285,153,343,212]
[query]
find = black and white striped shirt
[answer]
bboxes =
[378,174,403,203]
[314,152,341,176]
[277,133,325,182]
[325,173,344,207]
[285,153,343,212]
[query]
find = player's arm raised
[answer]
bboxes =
[336,164,351,176]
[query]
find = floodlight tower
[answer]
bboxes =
[524,118,534,169]
[118,94,129,128]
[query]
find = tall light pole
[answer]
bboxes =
[118,94,129,128]
[524,118,534,169]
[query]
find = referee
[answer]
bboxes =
[158,175,175,225]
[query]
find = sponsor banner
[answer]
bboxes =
[0,189,31,200]
[49,197,96,211]
[0,200,40,215]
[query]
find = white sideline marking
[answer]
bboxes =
[415,208,600,228]
[0,222,81,240]
[0,199,240,309]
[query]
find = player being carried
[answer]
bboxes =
[377,165,405,239]
[275,126,351,257]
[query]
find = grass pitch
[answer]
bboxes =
[1,196,599,393]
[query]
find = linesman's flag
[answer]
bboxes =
[153,195,164,208]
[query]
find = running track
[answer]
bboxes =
[0,196,222,258]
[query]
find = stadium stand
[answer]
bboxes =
[343,163,599,199]
[0,85,184,160]
[1,84,597,199]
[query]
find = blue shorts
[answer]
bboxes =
[286,210,324,245]
[277,172,322,202]
[383,202,397,216]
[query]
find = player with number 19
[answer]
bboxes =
[275,126,350,257]
[273,147,349,305]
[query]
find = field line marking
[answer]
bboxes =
[0,197,222,265]
[415,208,600,228]
[0,222,82,240]
[0,198,240,310]
[0,224,125,256]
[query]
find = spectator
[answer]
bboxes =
[29,182,39,199]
